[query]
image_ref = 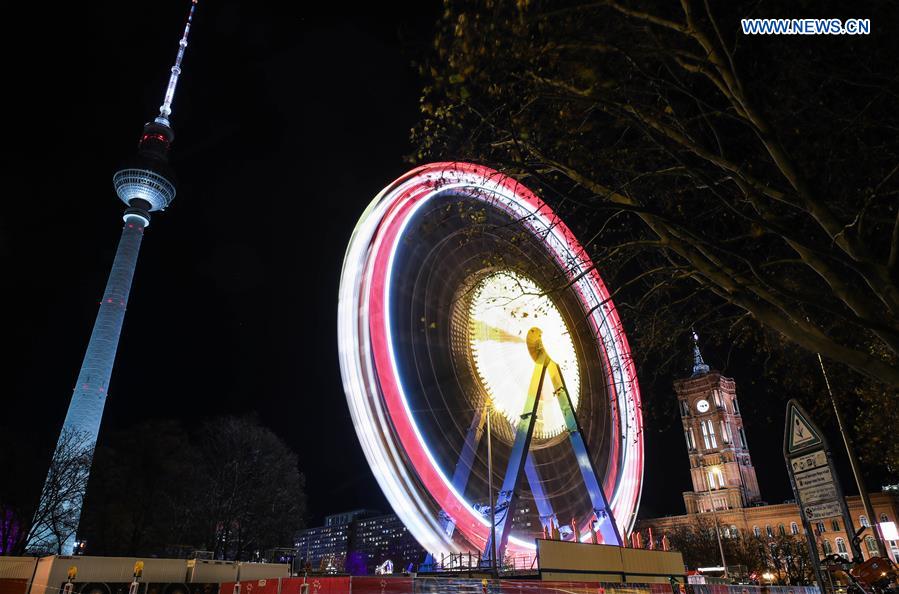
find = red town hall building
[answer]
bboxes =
[635,335,899,566]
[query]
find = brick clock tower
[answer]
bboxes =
[676,333,761,514]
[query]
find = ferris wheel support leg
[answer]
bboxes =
[441,406,487,539]
[483,360,548,565]
[547,361,623,546]
[524,454,556,532]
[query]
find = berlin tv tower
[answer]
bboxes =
[29,0,199,554]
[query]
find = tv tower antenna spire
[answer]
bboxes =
[156,0,198,126]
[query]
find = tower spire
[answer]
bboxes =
[155,0,198,127]
[691,329,710,376]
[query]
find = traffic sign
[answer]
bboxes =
[783,399,861,588]
[786,402,824,454]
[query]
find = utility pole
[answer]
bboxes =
[816,354,887,558]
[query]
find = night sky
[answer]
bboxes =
[2,0,865,529]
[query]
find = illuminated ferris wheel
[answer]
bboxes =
[338,163,644,563]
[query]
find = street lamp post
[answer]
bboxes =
[486,399,498,577]
[703,466,729,579]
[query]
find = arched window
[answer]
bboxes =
[836,538,848,558]
[701,421,711,449]
[866,536,879,555]
[753,526,761,538]
[881,513,889,523]
[860,515,869,527]
[779,524,786,536]
[731,525,739,538]
[713,389,722,408]
[815,521,826,534]
[721,420,730,443]
[822,540,832,555]
[701,420,718,449]
[831,519,841,531]
[791,522,799,535]
[766,525,773,538]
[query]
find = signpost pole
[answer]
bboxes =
[785,461,828,592]
[816,354,887,558]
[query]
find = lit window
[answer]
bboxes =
[791,522,799,535]
[753,526,761,537]
[701,421,711,449]
[836,538,848,558]
[685,429,695,450]
[720,420,730,444]
[822,540,832,555]
[707,420,717,448]
[713,389,722,407]
[866,536,878,555]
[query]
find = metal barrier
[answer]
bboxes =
[691,586,820,594]
[417,554,538,574]
[4,574,823,594]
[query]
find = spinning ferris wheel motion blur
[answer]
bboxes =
[338,162,644,564]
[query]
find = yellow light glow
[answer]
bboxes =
[468,271,580,439]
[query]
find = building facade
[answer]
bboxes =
[294,510,373,573]
[354,513,426,574]
[294,510,426,575]
[637,335,899,569]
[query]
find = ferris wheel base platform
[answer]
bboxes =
[534,540,685,584]
[417,540,685,585]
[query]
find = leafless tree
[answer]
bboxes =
[755,534,816,585]
[23,427,93,555]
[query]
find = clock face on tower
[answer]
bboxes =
[696,399,710,413]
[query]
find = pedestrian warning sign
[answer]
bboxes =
[786,401,823,454]
[782,398,853,588]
